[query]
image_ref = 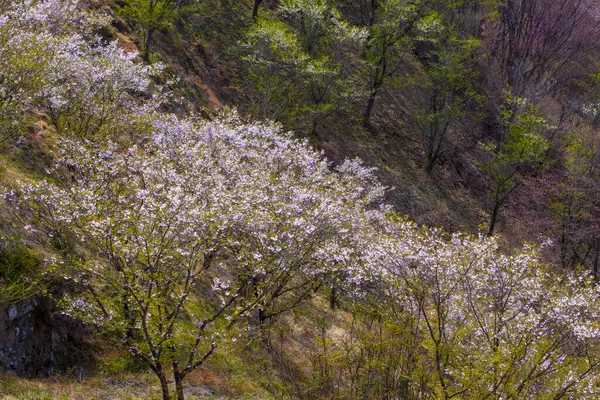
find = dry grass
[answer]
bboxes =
[0,334,278,399]
[0,372,162,399]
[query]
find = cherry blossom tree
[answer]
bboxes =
[368,218,600,398]
[0,0,91,140]
[4,112,386,400]
[0,0,166,142]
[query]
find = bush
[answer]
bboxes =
[0,242,43,305]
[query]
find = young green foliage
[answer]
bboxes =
[117,0,180,61]
[361,0,423,124]
[551,126,600,272]
[481,94,550,235]
[412,11,483,172]
[240,0,366,133]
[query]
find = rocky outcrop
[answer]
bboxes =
[0,295,90,376]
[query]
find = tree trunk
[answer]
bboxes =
[329,286,337,310]
[252,0,263,20]
[257,308,271,347]
[258,308,267,325]
[173,362,185,400]
[364,90,378,125]
[123,299,136,340]
[157,368,170,400]
[143,28,154,62]
[560,232,568,269]
[593,248,599,280]
[369,0,378,26]
[488,200,501,236]
[426,150,438,173]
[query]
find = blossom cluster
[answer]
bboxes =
[0,0,165,140]
[4,105,387,377]
[368,219,600,398]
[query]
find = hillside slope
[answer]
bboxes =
[2,0,600,399]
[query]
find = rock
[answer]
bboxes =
[0,296,91,376]
[7,307,17,321]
